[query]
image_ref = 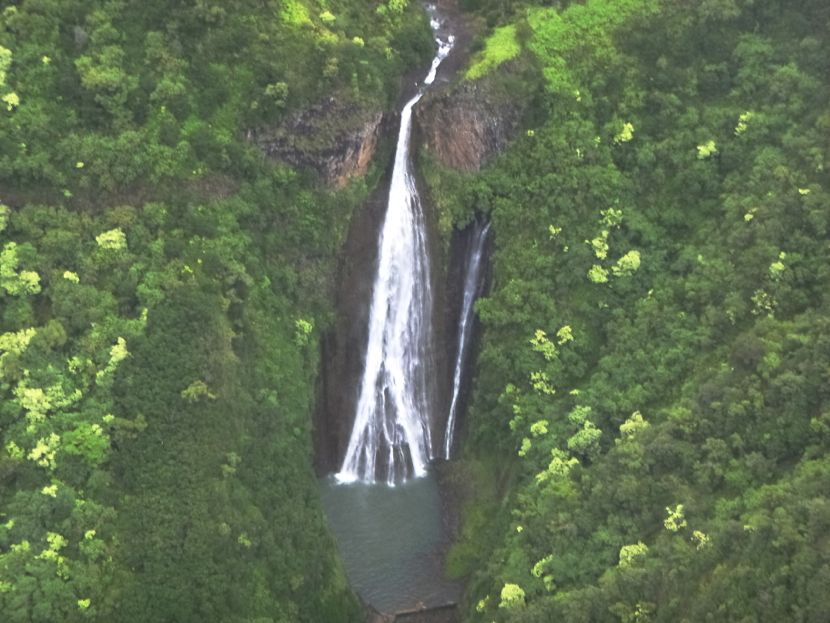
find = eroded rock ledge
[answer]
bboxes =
[248,98,392,188]
[414,68,525,172]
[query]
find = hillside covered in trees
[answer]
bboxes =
[0,0,431,621]
[2,0,829,622]
[437,0,830,621]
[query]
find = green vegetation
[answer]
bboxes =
[466,25,521,80]
[3,0,829,620]
[0,0,432,621]
[441,0,830,620]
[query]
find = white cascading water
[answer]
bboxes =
[337,10,454,485]
[442,221,490,459]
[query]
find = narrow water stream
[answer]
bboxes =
[443,220,490,459]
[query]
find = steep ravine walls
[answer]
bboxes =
[296,6,524,620]
[312,142,458,477]
[313,75,520,476]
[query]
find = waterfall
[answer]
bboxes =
[337,9,454,485]
[442,221,490,459]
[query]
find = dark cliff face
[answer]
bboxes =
[313,172,388,474]
[310,77,521,474]
[248,98,392,188]
[413,70,525,172]
[440,219,493,457]
[312,177,497,477]
[305,8,524,475]
[312,159,452,476]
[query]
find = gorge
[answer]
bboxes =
[3,0,826,621]
[335,9,453,485]
[319,3,490,615]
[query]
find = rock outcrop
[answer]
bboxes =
[414,70,524,171]
[248,98,391,188]
[366,603,459,623]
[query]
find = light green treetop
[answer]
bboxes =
[95,227,127,250]
[619,542,648,567]
[1,243,41,296]
[499,583,526,609]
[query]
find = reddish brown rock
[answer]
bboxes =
[414,72,524,172]
[247,97,391,188]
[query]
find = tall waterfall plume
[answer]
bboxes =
[442,221,490,459]
[337,11,454,485]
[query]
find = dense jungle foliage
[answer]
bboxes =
[439,0,830,621]
[0,0,432,621]
[3,0,829,621]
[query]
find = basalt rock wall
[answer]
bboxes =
[413,66,525,172]
[305,1,531,478]
[313,152,453,475]
[312,73,522,475]
[313,162,389,475]
[248,98,394,189]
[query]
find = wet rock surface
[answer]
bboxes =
[367,603,459,623]
[313,172,389,474]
